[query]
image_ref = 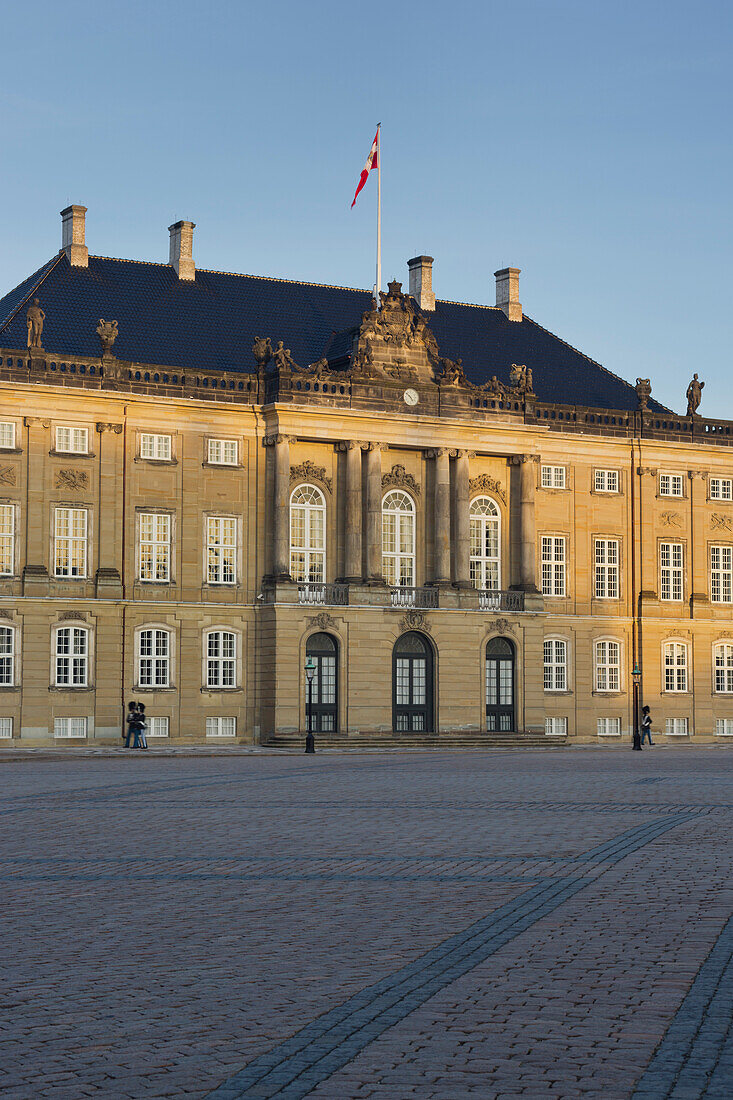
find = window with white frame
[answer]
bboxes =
[55,426,88,454]
[470,497,500,590]
[139,513,171,582]
[54,508,88,578]
[710,478,733,501]
[665,717,689,736]
[0,504,14,575]
[660,542,684,601]
[0,717,12,739]
[664,642,688,693]
[206,631,236,688]
[544,638,567,691]
[594,469,619,493]
[710,545,733,604]
[545,716,567,736]
[659,473,684,497]
[138,629,170,688]
[140,433,171,461]
[207,517,237,584]
[54,717,87,738]
[55,627,89,687]
[290,485,326,583]
[0,422,15,449]
[541,536,566,597]
[595,640,621,691]
[716,718,733,736]
[541,465,566,489]
[382,490,415,587]
[714,643,733,693]
[147,716,169,738]
[208,438,238,465]
[595,539,619,599]
[0,626,14,686]
[206,716,236,738]
[597,717,621,737]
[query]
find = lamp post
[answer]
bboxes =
[304,656,316,753]
[632,662,642,751]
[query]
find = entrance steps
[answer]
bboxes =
[263,731,567,750]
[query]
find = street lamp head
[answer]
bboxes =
[632,663,641,683]
[305,656,317,683]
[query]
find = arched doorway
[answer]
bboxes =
[393,632,434,733]
[485,637,515,731]
[305,633,338,732]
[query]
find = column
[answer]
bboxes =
[454,449,471,587]
[365,443,386,583]
[431,448,452,584]
[266,433,291,580]
[516,454,539,592]
[22,416,51,594]
[339,441,364,583]
[95,422,123,597]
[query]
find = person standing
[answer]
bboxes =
[136,703,149,749]
[125,702,140,748]
[640,705,654,746]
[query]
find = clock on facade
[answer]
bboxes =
[403,388,419,406]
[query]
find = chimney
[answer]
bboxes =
[407,255,435,311]
[494,267,522,322]
[60,205,88,267]
[168,220,196,280]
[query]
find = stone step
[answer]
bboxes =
[263,733,566,750]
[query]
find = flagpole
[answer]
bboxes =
[376,123,381,298]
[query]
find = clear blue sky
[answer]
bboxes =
[3,0,732,416]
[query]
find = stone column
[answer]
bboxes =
[365,443,386,583]
[429,448,452,585]
[514,454,539,592]
[454,449,471,587]
[22,416,51,594]
[338,441,364,583]
[266,433,291,580]
[95,422,124,597]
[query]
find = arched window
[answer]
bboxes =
[664,641,688,692]
[290,485,326,583]
[0,626,14,687]
[485,637,515,731]
[138,628,170,688]
[305,632,338,732]
[55,626,89,687]
[393,632,433,732]
[383,490,415,587]
[470,497,500,590]
[714,643,733,693]
[595,640,621,691]
[206,630,236,688]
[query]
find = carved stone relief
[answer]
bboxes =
[310,612,337,632]
[290,460,332,492]
[59,611,86,622]
[382,464,420,496]
[485,617,516,635]
[399,609,431,633]
[660,511,682,528]
[711,513,733,531]
[55,470,88,491]
[469,474,506,504]
[0,609,14,620]
[0,467,16,486]
[96,422,123,434]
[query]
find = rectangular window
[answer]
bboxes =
[138,629,170,688]
[0,627,14,686]
[55,627,89,687]
[664,643,688,693]
[595,640,621,692]
[206,716,237,738]
[541,465,566,489]
[206,632,236,688]
[660,542,684,601]
[709,478,732,501]
[710,545,733,604]
[147,716,169,738]
[545,717,567,736]
[597,717,621,736]
[0,504,14,575]
[595,539,619,599]
[665,717,689,736]
[54,717,87,739]
[140,433,172,461]
[207,517,237,584]
[54,508,88,578]
[208,439,238,465]
[0,717,12,739]
[55,426,88,454]
[543,639,567,691]
[715,718,733,736]
[139,513,171,582]
[0,422,15,449]
[541,536,566,597]
[659,473,684,497]
[594,469,619,493]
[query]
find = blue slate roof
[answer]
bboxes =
[0,252,666,413]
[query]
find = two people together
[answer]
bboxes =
[125,701,148,749]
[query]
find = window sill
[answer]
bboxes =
[0,685,20,693]
[0,448,22,455]
[49,686,94,693]
[133,686,176,693]
[202,462,242,470]
[134,457,177,466]
[590,490,622,497]
[544,689,573,696]
[592,691,626,697]
[201,687,242,694]
[53,576,90,582]
[49,450,95,459]
[660,691,690,696]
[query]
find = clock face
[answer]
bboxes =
[403,388,419,407]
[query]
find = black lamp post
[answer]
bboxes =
[632,662,642,750]
[304,656,316,753]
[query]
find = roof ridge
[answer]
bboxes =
[0,253,65,333]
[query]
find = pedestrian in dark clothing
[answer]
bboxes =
[136,703,148,749]
[640,705,654,746]
[125,702,140,748]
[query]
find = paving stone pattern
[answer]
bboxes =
[1,749,731,1098]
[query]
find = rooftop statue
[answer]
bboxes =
[26,299,45,349]
[686,373,704,417]
[96,319,118,357]
[635,377,652,410]
[252,336,273,369]
[272,341,297,372]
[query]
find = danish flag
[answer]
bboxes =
[351,129,379,208]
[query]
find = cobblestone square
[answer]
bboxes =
[1,747,732,1098]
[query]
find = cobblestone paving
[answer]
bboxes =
[0,749,731,1098]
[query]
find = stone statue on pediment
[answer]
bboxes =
[350,280,442,385]
[686,373,704,416]
[96,319,118,357]
[26,299,45,349]
[272,341,296,372]
[508,363,534,395]
[252,336,273,369]
[635,377,652,410]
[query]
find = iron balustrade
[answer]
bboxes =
[389,586,439,609]
[478,590,525,611]
[297,583,349,606]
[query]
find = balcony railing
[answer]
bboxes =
[389,586,439,609]
[478,589,525,611]
[297,582,349,606]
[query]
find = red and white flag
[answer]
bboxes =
[351,128,379,208]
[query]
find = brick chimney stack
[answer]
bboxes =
[60,205,88,268]
[168,220,196,281]
[494,267,522,322]
[407,255,436,312]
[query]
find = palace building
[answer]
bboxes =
[0,204,731,747]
